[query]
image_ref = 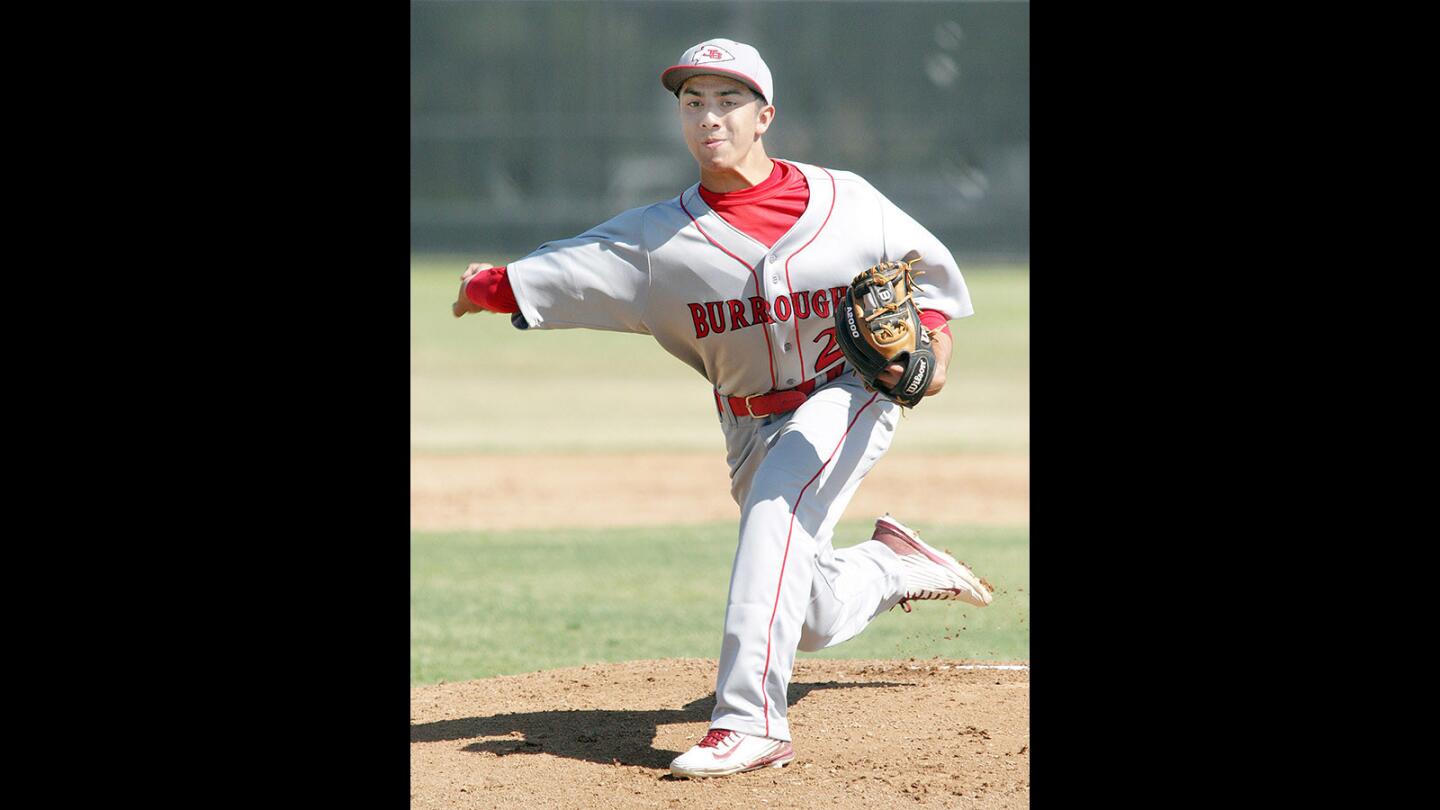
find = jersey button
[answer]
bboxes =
[769,254,779,263]
[786,378,796,386]
[783,342,792,351]
[771,274,780,283]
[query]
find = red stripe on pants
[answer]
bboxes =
[758,390,882,736]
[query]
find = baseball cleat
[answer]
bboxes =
[668,728,795,778]
[873,514,994,610]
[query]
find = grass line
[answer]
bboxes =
[411,521,1028,685]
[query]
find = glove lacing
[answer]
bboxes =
[860,260,925,344]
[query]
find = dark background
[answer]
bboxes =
[411,0,1029,261]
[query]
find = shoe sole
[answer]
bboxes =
[878,516,994,607]
[669,743,795,779]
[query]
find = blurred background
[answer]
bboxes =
[411,0,1029,683]
[411,0,1029,262]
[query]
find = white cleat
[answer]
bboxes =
[873,514,995,609]
[669,728,795,779]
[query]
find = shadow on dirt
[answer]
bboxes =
[410,680,913,769]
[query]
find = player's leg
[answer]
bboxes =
[722,392,991,657]
[708,377,897,743]
[779,396,911,651]
[796,521,907,651]
[670,394,818,777]
[798,513,994,652]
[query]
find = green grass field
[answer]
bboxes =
[410,254,1029,686]
[411,521,1028,685]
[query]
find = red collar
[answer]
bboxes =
[698,160,796,207]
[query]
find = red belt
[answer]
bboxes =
[715,365,846,418]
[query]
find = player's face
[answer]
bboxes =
[678,75,775,172]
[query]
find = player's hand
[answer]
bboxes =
[875,329,952,396]
[452,262,493,318]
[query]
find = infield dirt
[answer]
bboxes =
[410,451,1028,530]
[411,657,1029,809]
[411,452,1029,806]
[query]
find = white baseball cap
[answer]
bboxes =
[660,38,774,105]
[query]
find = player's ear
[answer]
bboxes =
[754,103,776,135]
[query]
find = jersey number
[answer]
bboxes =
[812,327,845,374]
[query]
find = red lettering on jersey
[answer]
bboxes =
[811,288,831,319]
[791,291,810,320]
[688,303,710,338]
[728,299,751,330]
[773,294,792,321]
[750,296,774,325]
[688,289,856,338]
[813,327,845,374]
[705,301,727,334]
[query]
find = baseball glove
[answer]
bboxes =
[833,252,936,408]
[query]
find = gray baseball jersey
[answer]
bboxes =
[507,160,972,395]
[505,159,973,741]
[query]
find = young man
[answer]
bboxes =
[452,38,992,779]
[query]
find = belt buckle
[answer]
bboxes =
[743,393,767,417]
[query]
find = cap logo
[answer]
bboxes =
[692,44,735,64]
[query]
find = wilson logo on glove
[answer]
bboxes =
[904,358,929,396]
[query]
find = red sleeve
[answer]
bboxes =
[919,309,952,339]
[464,266,518,313]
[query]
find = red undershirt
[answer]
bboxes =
[698,159,809,249]
[465,159,950,337]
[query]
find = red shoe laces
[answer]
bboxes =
[892,591,932,612]
[697,729,736,748]
[893,586,965,612]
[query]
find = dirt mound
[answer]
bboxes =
[411,657,1029,808]
[410,452,1029,531]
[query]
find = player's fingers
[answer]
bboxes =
[461,262,493,281]
[875,364,904,388]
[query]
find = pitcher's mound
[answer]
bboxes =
[411,657,1029,808]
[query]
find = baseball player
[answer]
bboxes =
[451,38,993,779]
